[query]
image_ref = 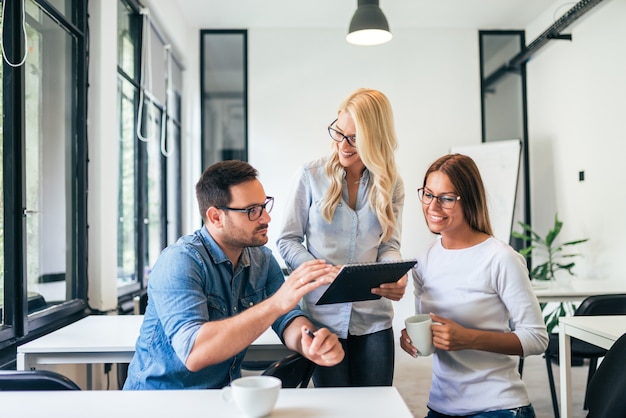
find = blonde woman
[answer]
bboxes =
[277,88,406,387]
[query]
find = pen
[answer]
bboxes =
[304,328,315,339]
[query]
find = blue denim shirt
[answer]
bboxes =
[123,227,303,390]
[277,158,404,338]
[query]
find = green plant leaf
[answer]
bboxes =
[514,213,587,326]
[562,239,589,246]
[518,246,535,257]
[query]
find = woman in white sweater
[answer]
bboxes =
[400,154,548,418]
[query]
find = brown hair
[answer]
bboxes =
[423,154,493,236]
[195,160,258,222]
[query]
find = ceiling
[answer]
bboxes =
[172,0,559,30]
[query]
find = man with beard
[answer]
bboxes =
[124,160,344,390]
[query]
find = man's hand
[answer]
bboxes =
[270,260,338,313]
[371,273,408,301]
[299,326,344,366]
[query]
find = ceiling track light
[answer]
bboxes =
[346,0,392,46]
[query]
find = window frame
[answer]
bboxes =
[116,0,183,312]
[0,0,89,365]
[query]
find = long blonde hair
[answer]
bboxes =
[321,88,399,242]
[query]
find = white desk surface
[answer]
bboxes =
[558,315,626,418]
[531,278,626,303]
[17,314,284,370]
[0,386,413,418]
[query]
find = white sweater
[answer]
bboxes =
[413,237,548,415]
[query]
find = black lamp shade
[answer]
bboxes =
[347,0,392,46]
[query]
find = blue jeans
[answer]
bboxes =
[426,405,535,418]
[312,327,394,387]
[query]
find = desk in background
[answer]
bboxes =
[532,278,626,303]
[17,315,291,387]
[558,315,626,418]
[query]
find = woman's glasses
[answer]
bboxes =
[328,119,356,147]
[417,188,461,209]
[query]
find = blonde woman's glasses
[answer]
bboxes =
[328,119,356,147]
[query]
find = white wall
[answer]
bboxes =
[245,26,482,332]
[525,0,626,282]
[89,0,626,335]
[87,0,120,311]
[95,6,486,334]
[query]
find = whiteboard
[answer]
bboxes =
[450,139,521,243]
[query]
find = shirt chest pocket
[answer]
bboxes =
[239,288,266,312]
[205,288,267,319]
[206,295,228,320]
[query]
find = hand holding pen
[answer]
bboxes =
[300,325,344,366]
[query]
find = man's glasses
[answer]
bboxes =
[328,119,357,147]
[217,196,274,221]
[417,188,461,209]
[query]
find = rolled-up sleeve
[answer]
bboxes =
[148,245,208,365]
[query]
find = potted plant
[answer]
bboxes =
[512,213,589,333]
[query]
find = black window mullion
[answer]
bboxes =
[74,0,89,300]
[2,0,28,337]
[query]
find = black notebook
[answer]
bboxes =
[315,259,417,305]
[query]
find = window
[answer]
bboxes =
[116,0,182,310]
[479,30,530,249]
[201,30,248,168]
[0,0,88,361]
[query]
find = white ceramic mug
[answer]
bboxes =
[405,314,435,356]
[222,375,281,418]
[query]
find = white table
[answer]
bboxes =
[1,386,413,418]
[17,315,291,387]
[558,315,626,418]
[532,278,626,303]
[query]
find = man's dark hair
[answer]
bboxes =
[195,160,258,222]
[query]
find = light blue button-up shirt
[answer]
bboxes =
[277,157,404,338]
[123,227,303,389]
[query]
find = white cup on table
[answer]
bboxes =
[405,314,435,356]
[222,375,281,417]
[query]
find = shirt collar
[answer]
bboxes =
[200,226,251,269]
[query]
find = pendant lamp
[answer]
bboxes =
[346,0,392,46]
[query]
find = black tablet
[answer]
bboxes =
[315,259,417,305]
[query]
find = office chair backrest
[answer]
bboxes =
[133,291,149,315]
[0,370,81,390]
[585,332,626,418]
[261,353,315,388]
[576,293,626,316]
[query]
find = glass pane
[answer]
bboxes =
[46,0,70,22]
[167,122,181,245]
[202,31,247,167]
[482,34,524,141]
[145,103,163,280]
[24,0,76,312]
[117,0,137,78]
[0,11,4,325]
[480,32,528,249]
[118,78,137,288]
